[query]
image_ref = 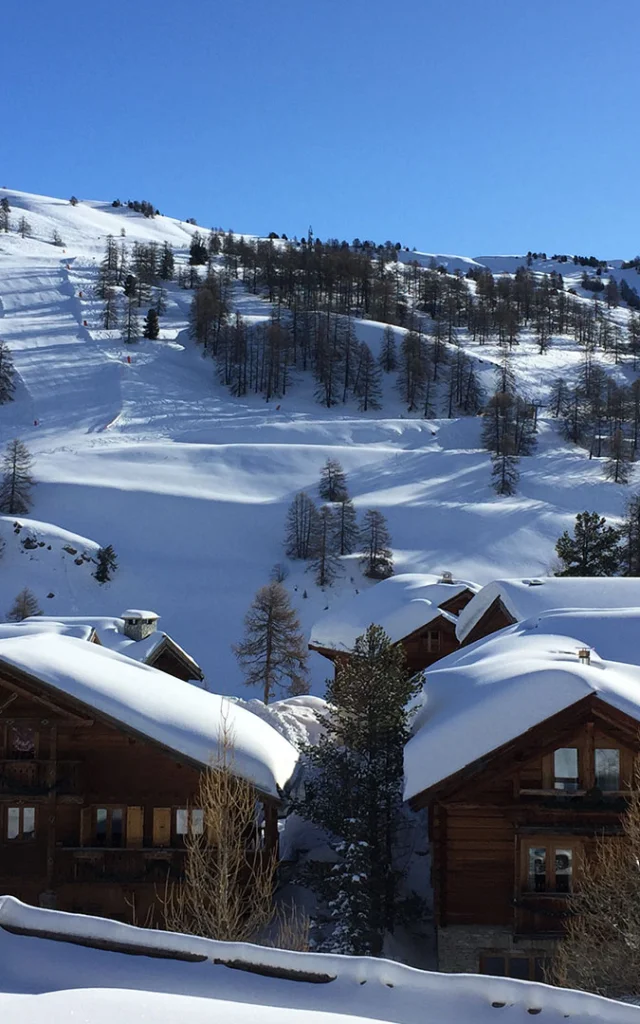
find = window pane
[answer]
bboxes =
[555,849,572,893]
[9,726,35,759]
[529,847,547,891]
[95,808,107,845]
[176,808,188,835]
[22,807,35,838]
[595,749,620,792]
[508,957,530,980]
[534,958,549,982]
[7,807,20,840]
[554,748,579,791]
[481,956,505,976]
[111,809,124,847]
[191,809,204,834]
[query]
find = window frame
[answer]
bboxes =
[92,806,126,848]
[519,732,632,796]
[5,804,36,842]
[174,807,205,842]
[479,952,549,981]
[1,721,40,760]
[519,836,581,896]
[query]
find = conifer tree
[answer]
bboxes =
[0,439,34,514]
[378,325,397,372]
[354,343,382,411]
[285,491,318,559]
[334,498,359,556]
[605,427,632,485]
[154,285,168,316]
[17,216,32,239]
[159,241,175,280]
[189,231,208,266]
[621,493,640,576]
[310,505,341,587]
[294,625,422,955]
[102,287,120,330]
[555,511,622,576]
[319,457,348,503]
[93,545,118,583]
[6,587,41,621]
[233,582,308,703]
[490,451,520,496]
[360,509,394,579]
[143,308,160,340]
[0,342,16,403]
[123,294,140,342]
[0,197,10,232]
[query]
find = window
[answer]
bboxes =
[525,842,574,893]
[595,748,620,791]
[176,808,204,837]
[479,954,549,981]
[6,806,35,841]
[94,807,125,847]
[427,631,440,653]
[554,748,578,792]
[8,725,36,760]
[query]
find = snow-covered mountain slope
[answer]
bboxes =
[0,897,637,1024]
[0,188,638,695]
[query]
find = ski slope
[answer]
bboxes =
[0,188,637,695]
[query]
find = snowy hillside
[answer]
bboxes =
[0,187,638,695]
[0,897,637,1024]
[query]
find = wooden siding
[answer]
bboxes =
[460,597,516,647]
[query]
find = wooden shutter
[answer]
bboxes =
[152,808,171,847]
[80,807,92,847]
[126,806,144,848]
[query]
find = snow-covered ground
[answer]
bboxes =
[0,897,638,1024]
[0,189,638,696]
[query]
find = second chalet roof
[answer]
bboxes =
[0,634,298,799]
[310,574,480,652]
[455,576,640,643]
[404,631,640,802]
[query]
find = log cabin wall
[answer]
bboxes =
[0,671,279,924]
[424,704,638,978]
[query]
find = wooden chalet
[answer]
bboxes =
[309,573,479,676]
[404,632,640,980]
[456,577,640,648]
[0,633,297,923]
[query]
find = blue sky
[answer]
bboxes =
[3,1,639,256]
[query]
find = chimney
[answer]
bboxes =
[577,648,591,666]
[121,610,159,642]
[439,571,454,585]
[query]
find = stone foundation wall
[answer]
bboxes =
[437,925,558,974]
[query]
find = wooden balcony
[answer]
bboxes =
[55,847,185,885]
[514,893,572,937]
[0,760,81,796]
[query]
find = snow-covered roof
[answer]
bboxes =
[22,615,202,676]
[0,634,298,798]
[456,576,640,643]
[310,574,480,652]
[0,622,95,643]
[510,608,640,667]
[121,609,159,620]
[404,631,640,801]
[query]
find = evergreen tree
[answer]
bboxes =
[143,308,160,340]
[17,216,32,239]
[354,343,382,411]
[93,545,118,584]
[0,197,10,232]
[490,451,520,496]
[319,457,348,502]
[159,241,175,280]
[621,493,640,576]
[154,285,168,316]
[605,428,632,485]
[294,625,422,955]
[6,587,41,621]
[549,377,569,418]
[0,439,34,514]
[378,325,397,372]
[555,511,623,576]
[102,287,120,330]
[233,582,308,703]
[360,509,394,579]
[285,491,318,559]
[189,231,209,266]
[310,505,341,587]
[123,294,140,342]
[0,342,16,403]
[334,498,359,555]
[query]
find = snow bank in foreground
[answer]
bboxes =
[0,897,637,1024]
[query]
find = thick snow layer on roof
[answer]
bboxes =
[1,897,638,1024]
[310,574,479,652]
[0,621,95,642]
[0,634,297,797]
[121,609,159,619]
[456,576,640,642]
[404,631,640,801]
[512,608,640,666]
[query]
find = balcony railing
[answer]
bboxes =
[55,848,186,884]
[0,760,81,796]
[514,893,573,936]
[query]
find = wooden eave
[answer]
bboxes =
[459,595,517,646]
[309,612,456,659]
[145,635,205,681]
[408,693,640,810]
[438,587,476,616]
